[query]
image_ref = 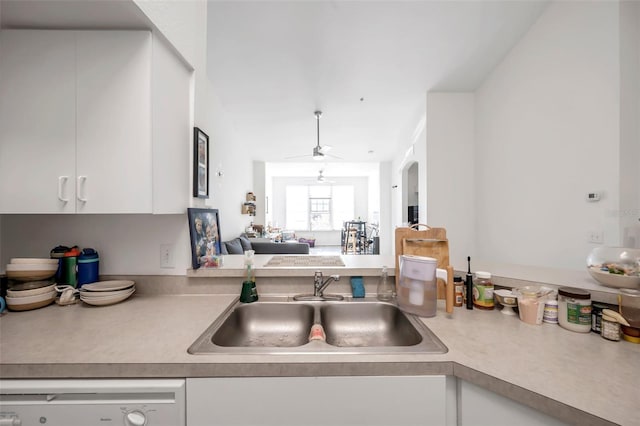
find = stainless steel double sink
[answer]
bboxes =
[188,297,448,355]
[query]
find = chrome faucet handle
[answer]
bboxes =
[313,271,323,286]
[315,273,340,297]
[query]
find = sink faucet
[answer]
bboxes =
[314,271,340,297]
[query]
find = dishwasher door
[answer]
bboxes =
[0,379,185,426]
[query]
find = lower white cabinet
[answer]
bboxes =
[187,376,455,426]
[458,380,568,426]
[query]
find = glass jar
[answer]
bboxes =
[618,289,640,328]
[473,271,494,310]
[591,302,609,334]
[454,276,464,307]
[601,315,621,341]
[558,287,591,333]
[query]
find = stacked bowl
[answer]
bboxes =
[5,258,59,311]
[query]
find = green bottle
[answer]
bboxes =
[240,255,258,303]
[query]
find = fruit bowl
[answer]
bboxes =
[587,247,640,289]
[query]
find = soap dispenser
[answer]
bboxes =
[377,266,394,302]
[240,250,259,303]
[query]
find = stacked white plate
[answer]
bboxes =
[79,280,136,306]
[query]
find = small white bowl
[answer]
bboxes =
[10,258,58,265]
[6,263,58,271]
[6,263,57,281]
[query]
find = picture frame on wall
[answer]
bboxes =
[193,127,209,198]
[187,208,222,269]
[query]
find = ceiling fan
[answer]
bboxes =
[316,169,335,184]
[286,111,342,161]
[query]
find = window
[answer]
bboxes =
[285,185,354,231]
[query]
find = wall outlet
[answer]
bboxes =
[588,230,604,244]
[160,244,175,268]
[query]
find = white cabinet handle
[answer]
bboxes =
[77,175,88,202]
[57,176,69,202]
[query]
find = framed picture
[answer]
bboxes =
[187,208,221,269]
[193,127,209,198]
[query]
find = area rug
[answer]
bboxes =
[264,255,345,267]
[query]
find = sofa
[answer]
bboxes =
[220,234,310,255]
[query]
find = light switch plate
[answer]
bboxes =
[160,244,175,268]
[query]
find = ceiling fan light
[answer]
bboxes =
[313,146,324,158]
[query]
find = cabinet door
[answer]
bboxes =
[187,376,448,426]
[459,380,568,426]
[0,30,76,213]
[76,31,152,213]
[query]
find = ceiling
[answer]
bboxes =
[206,1,549,163]
[0,0,549,166]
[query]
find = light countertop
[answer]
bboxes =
[187,254,397,277]
[1,288,638,426]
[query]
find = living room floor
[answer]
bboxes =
[309,245,342,255]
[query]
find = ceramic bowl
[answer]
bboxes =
[5,263,57,282]
[5,290,56,311]
[6,283,56,298]
[10,258,58,265]
[587,247,640,289]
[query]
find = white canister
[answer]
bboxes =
[543,300,559,324]
[558,287,591,333]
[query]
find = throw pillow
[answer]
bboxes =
[224,238,244,255]
[238,235,253,251]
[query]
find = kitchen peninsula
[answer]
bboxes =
[1,265,638,426]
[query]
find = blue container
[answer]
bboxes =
[77,248,99,287]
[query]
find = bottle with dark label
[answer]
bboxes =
[454,276,463,307]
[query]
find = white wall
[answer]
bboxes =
[392,111,427,230]
[252,161,267,228]
[133,0,201,69]
[407,163,419,207]
[619,0,640,248]
[426,93,475,269]
[378,161,392,255]
[474,1,621,270]
[1,214,190,275]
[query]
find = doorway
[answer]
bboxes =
[402,161,419,225]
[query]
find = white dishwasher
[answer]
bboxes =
[0,379,185,426]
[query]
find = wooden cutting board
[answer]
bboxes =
[395,225,454,313]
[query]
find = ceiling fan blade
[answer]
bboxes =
[285,153,312,160]
[319,145,332,153]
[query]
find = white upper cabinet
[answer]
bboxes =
[0,31,77,213]
[0,30,191,214]
[75,31,153,213]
